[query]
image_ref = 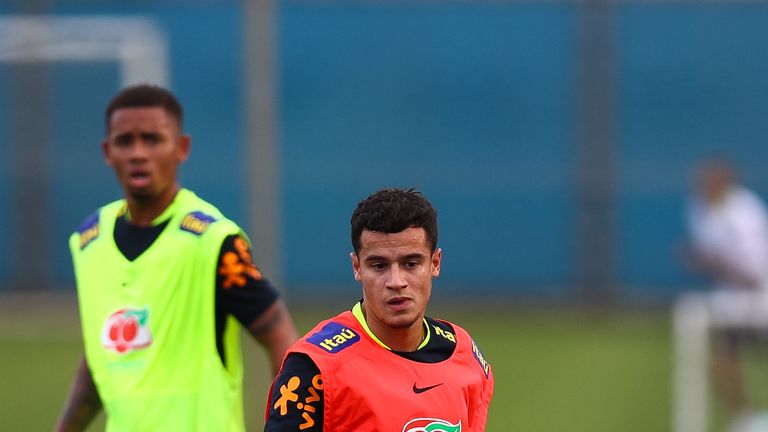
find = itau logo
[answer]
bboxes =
[402,418,461,432]
[101,307,152,354]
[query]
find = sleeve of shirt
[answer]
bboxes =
[215,234,280,327]
[264,353,324,432]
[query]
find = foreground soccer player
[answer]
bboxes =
[265,188,494,431]
[55,84,298,431]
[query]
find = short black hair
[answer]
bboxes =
[105,84,183,132]
[350,188,438,255]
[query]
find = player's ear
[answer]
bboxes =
[177,134,191,163]
[350,252,362,281]
[101,139,114,166]
[431,248,442,278]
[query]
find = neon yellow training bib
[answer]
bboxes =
[71,189,246,432]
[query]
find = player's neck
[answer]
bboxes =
[367,316,425,352]
[125,185,180,226]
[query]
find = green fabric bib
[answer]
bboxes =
[71,189,246,432]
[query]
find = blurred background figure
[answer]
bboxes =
[681,158,768,431]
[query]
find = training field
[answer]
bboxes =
[0,294,673,431]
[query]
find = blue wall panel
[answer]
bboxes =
[279,3,578,292]
[4,2,768,301]
[0,68,9,284]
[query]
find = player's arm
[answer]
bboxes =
[54,356,102,432]
[465,339,494,431]
[247,298,298,375]
[216,234,298,375]
[264,353,324,431]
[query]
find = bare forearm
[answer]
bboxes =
[248,299,298,375]
[54,357,102,432]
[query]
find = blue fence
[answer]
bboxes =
[2,1,768,302]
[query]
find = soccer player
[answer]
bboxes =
[682,158,768,430]
[264,188,494,431]
[54,84,298,431]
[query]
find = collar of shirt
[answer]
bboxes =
[351,301,431,351]
[119,188,185,226]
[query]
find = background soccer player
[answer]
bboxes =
[264,187,494,431]
[55,84,298,431]
[681,158,768,430]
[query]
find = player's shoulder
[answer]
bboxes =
[75,198,124,228]
[431,317,492,379]
[730,186,767,209]
[72,209,102,250]
[175,189,239,236]
[177,189,226,220]
[178,210,222,236]
[423,316,460,347]
[71,199,125,248]
[294,312,366,360]
[282,352,321,374]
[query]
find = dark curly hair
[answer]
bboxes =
[105,84,183,132]
[351,188,438,255]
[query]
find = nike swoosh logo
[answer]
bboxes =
[413,383,444,394]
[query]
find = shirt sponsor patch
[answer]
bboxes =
[272,373,323,429]
[307,322,360,354]
[101,307,152,354]
[471,339,491,379]
[432,324,456,343]
[180,211,217,235]
[402,418,462,432]
[77,212,100,250]
[218,236,263,289]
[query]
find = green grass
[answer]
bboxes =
[447,308,672,432]
[0,297,674,431]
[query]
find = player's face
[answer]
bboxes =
[697,164,731,203]
[351,227,441,340]
[103,106,189,203]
